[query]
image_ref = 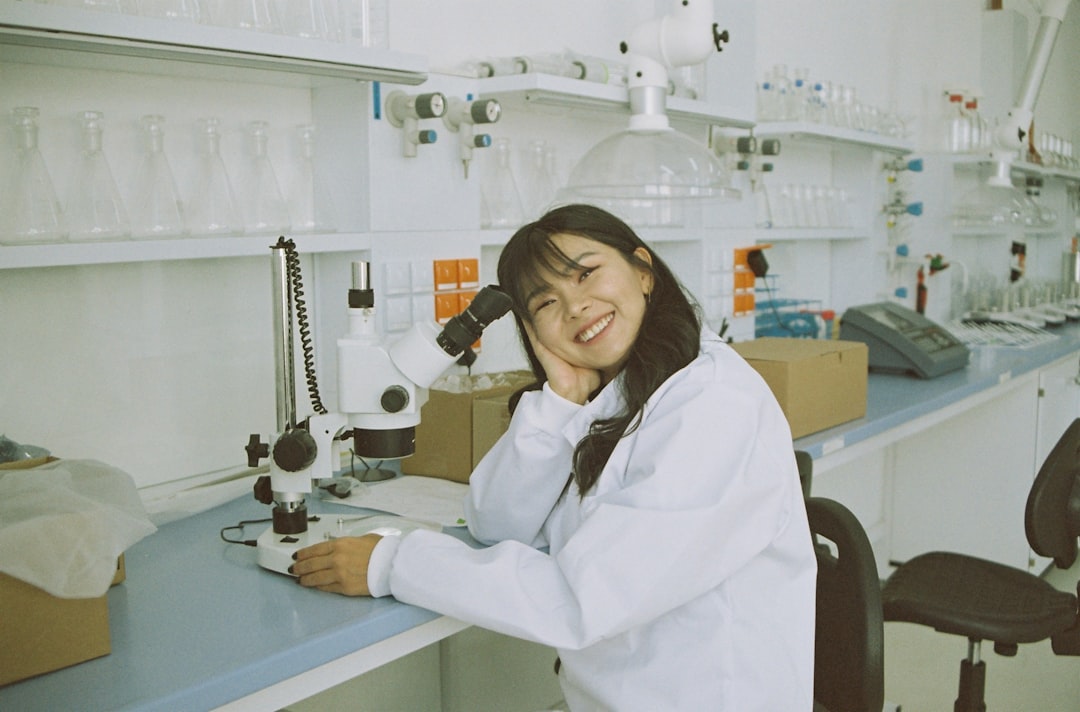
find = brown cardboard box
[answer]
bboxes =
[731,337,868,439]
[0,456,125,687]
[471,393,517,469]
[402,371,534,482]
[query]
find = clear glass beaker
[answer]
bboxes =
[130,115,186,239]
[288,124,336,234]
[238,120,290,235]
[481,137,524,229]
[1,107,67,245]
[67,110,130,242]
[186,117,242,236]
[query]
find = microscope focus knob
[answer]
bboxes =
[253,475,274,505]
[273,429,318,472]
[380,385,410,413]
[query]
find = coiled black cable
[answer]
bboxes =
[280,237,328,415]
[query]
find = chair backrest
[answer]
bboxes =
[806,496,885,712]
[1025,417,1080,570]
[796,449,813,499]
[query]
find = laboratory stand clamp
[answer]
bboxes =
[245,238,512,574]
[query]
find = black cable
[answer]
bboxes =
[282,238,328,415]
[759,276,798,335]
[220,518,273,546]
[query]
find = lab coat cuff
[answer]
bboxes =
[538,382,586,416]
[366,532,402,598]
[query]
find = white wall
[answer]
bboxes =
[2,0,1078,490]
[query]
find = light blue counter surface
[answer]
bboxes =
[4,324,1079,711]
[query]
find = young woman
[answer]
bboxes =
[293,204,816,710]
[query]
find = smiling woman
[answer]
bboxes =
[292,204,817,711]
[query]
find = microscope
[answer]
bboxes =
[245,238,512,574]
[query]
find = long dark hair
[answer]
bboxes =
[497,204,702,496]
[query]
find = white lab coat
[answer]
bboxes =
[368,330,816,711]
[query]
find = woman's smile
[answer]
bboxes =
[576,312,614,343]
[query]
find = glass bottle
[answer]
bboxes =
[67,110,130,242]
[130,115,186,239]
[1,107,66,245]
[481,138,524,229]
[288,124,336,234]
[943,92,970,153]
[518,139,558,219]
[238,120,290,235]
[186,117,242,236]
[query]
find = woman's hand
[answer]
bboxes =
[524,321,601,405]
[291,534,382,596]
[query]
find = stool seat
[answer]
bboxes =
[883,551,1077,646]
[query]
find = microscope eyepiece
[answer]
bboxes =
[435,285,512,356]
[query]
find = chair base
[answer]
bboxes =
[954,657,986,712]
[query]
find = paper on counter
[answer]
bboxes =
[326,475,469,528]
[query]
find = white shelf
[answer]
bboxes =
[0,3,427,85]
[753,121,914,154]
[751,227,869,241]
[944,153,1080,183]
[475,72,754,128]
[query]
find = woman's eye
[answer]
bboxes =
[578,267,595,282]
[533,299,555,314]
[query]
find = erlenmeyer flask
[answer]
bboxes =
[279,0,339,40]
[53,0,125,12]
[481,138,524,229]
[518,139,557,219]
[288,124,336,234]
[67,110,130,242]
[130,115,186,239]
[136,0,201,21]
[238,120,290,235]
[186,117,242,236]
[211,0,281,32]
[1,107,66,245]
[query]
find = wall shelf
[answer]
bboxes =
[0,3,427,85]
[476,72,755,128]
[754,121,914,154]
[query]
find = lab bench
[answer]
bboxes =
[3,325,1080,712]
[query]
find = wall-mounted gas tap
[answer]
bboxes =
[386,90,447,157]
[442,96,502,178]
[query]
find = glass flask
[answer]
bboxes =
[67,110,130,242]
[518,139,558,219]
[1,107,66,245]
[130,115,186,239]
[280,0,340,40]
[210,0,281,32]
[186,117,242,236]
[53,0,126,12]
[136,0,201,21]
[238,120,290,235]
[481,138,524,229]
[288,124,336,233]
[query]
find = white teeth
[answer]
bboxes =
[578,314,613,343]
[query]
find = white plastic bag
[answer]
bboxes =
[0,459,157,598]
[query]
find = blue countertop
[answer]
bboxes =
[4,322,1080,712]
[794,322,1080,459]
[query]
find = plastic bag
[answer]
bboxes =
[0,459,157,598]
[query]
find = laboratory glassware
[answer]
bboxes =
[518,139,558,219]
[341,0,387,47]
[67,110,131,242]
[1,107,66,245]
[279,0,340,41]
[238,120,290,235]
[53,0,126,12]
[210,0,281,32]
[136,0,200,20]
[129,115,186,239]
[481,137,524,229]
[186,117,242,236]
[288,124,336,234]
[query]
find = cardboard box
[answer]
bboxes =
[731,337,868,439]
[402,371,534,482]
[0,456,125,687]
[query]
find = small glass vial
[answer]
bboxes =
[1,107,66,245]
[238,120,290,235]
[288,124,336,234]
[481,137,524,229]
[130,115,186,239]
[186,117,242,236]
[67,110,130,242]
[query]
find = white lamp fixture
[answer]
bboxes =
[560,0,739,215]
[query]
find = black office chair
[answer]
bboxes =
[881,417,1080,711]
[807,495,886,712]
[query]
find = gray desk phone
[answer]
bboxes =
[840,302,970,379]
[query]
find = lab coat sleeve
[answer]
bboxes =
[384,368,803,651]
[464,383,581,547]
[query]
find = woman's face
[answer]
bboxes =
[524,233,654,382]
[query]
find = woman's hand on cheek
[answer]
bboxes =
[524,322,601,405]
[291,534,382,596]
